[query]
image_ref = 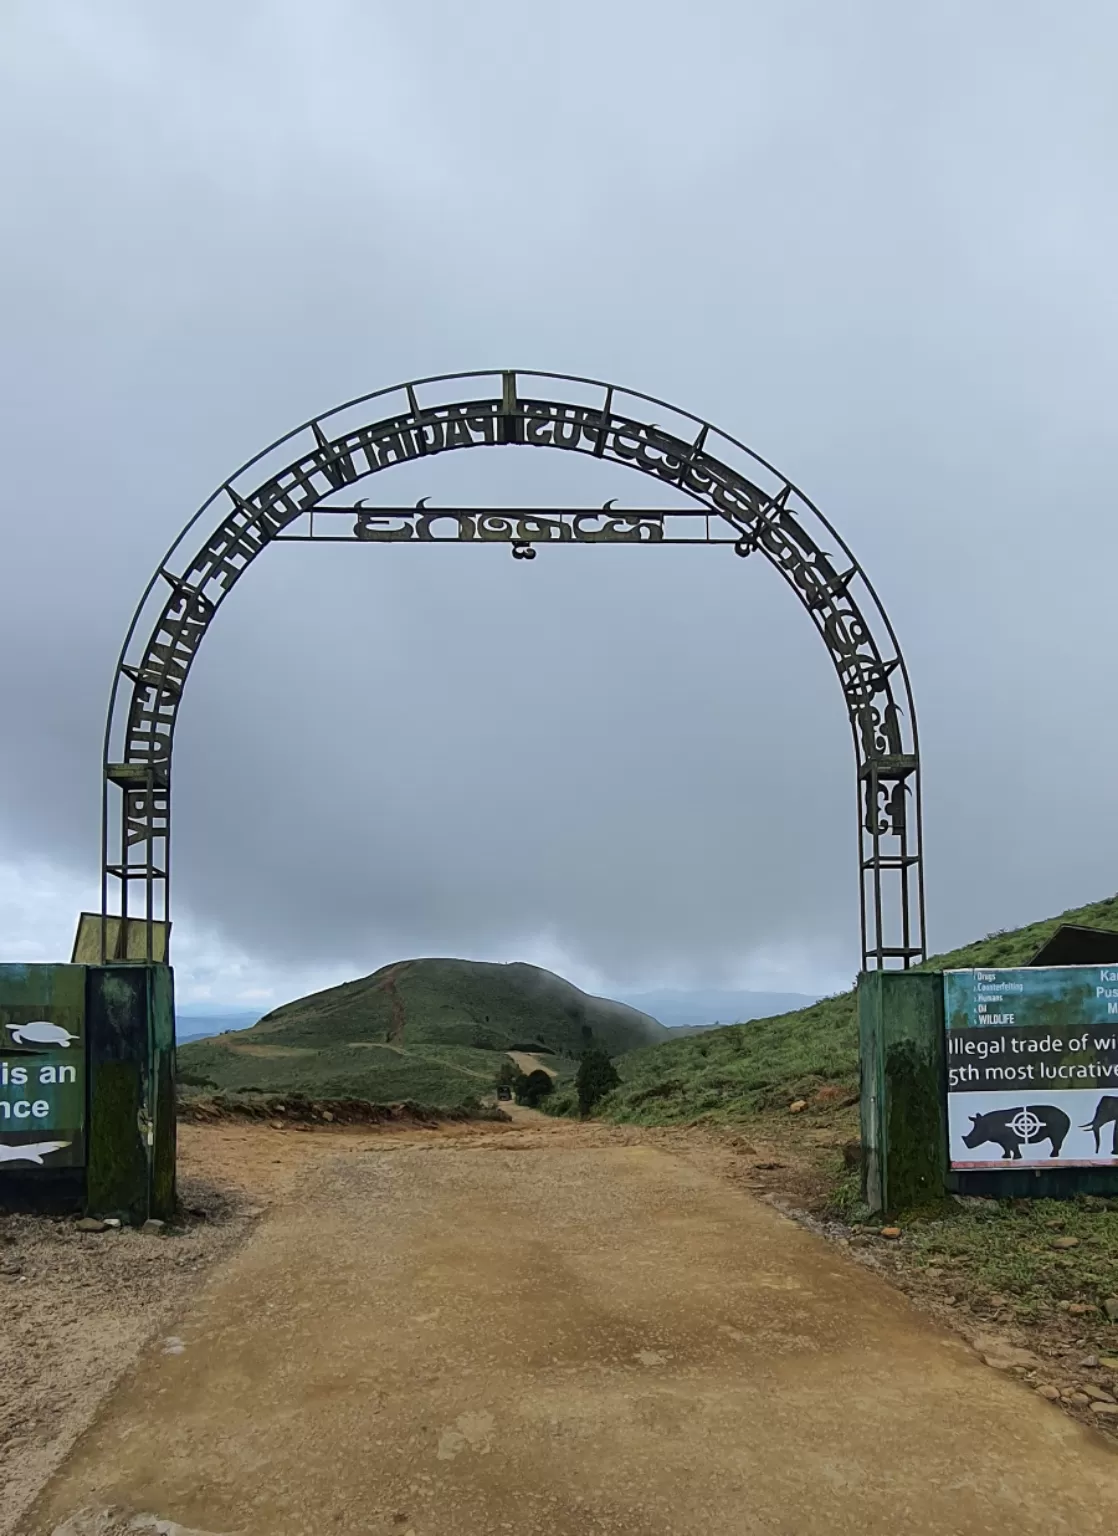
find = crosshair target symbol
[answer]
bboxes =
[1009,1109,1043,1141]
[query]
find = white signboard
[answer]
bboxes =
[945,965,1118,1170]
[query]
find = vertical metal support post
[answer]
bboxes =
[859,755,923,970]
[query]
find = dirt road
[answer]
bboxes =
[21,1113,1118,1535]
[507,1050,559,1078]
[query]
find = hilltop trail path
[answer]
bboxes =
[506,1049,560,1078]
[24,1110,1117,1536]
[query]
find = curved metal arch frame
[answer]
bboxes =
[101,368,925,971]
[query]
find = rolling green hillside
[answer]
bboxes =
[177,958,666,1108]
[580,893,1118,1126]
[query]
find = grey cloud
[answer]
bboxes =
[2,0,1116,996]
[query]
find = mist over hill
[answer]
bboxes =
[593,893,1118,1125]
[174,988,822,1046]
[175,1011,259,1045]
[176,958,666,1106]
[613,989,819,1031]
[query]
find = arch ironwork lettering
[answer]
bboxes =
[101,369,925,971]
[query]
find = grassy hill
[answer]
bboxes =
[177,958,666,1108]
[580,893,1118,1127]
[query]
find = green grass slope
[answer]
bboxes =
[177,957,666,1108]
[596,893,1118,1126]
[247,958,665,1054]
[177,1038,500,1103]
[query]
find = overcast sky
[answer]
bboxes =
[2,1,1116,1009]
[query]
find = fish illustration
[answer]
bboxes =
[0,1140,71,1165]
[5,1021,79,1048]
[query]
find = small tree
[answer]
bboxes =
[494,1058,520,1091]
[517,1069,554,1107]
[576,1045,620,1118]
[526,1069,554,1107]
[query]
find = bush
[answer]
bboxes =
[494,1058,520,1090]
[576,1046,620,1117]
[543,1091,576,1117]
[516,1069,555,1107]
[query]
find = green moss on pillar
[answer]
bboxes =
[858,971,947,1216]
[85,1059,146,1223]
[85,963,177,1224]
[884,1036,948,1210]
[149,963,177,1220]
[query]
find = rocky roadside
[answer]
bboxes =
[797,1208,1118,1437]
[660,1103,1118,1443]
[178,1092,511,1127]
[0,1172,260,1536]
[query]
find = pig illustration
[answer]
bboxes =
[961,1104,1070,1160]
[1080,1095,1118,1156]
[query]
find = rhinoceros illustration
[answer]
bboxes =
[0,1140,70,1165]
[5,1020,79,1048]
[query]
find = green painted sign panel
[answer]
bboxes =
[0,964,86,1169]
[944,964,1118,1170]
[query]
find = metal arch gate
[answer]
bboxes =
[100,368,926,972]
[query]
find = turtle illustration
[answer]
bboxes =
[0,1140,70,1165]
[5,1020,79,1048]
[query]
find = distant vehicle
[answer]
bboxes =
[496,1086,512,1101]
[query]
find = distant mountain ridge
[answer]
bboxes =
[176,1011,259,1045]
[176,958,667,1106]
[175,990,822,1045]
[593,892,1118,1127]
[251,958,667,1055]
[612,989,819,1031]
